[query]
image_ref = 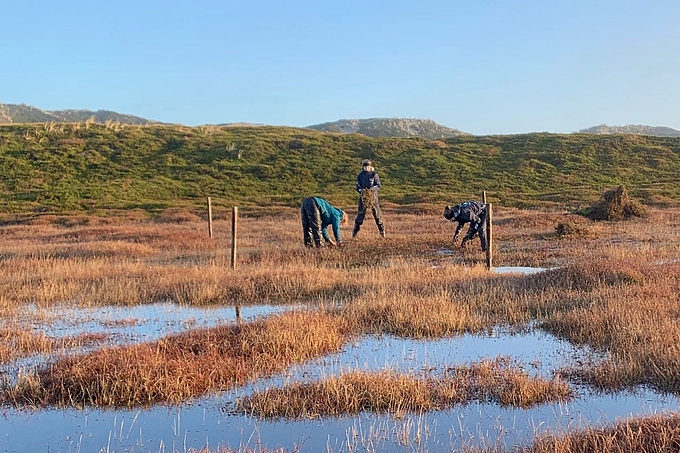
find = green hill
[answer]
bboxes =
[1,123,679,215]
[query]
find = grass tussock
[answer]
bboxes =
[232,357,572,419]
[541,261,680,392]
[527,260,645,292]
[554,221,590,238]
[587,185,648,221]
[3,310,350,408]
[339,286,485,337]
[513,413,680,453]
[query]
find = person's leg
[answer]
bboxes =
[372,197,385,237]
[461,223,478,247]
[309,200,324,247]
[301,199,314,247]
[353,197,366,237]
[477,222,487,251]
[462,221,485,250]
[478,209,488,251]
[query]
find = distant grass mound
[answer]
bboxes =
[0,123,679,215]
[587,186,648,221]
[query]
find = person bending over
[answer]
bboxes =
[301,196,348,248]
[443,201,487,251]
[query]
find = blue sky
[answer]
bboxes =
[2,0,679,134]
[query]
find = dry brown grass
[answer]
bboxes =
[0,206,679,416]
[233,357,572,419]
[3,310,349,407]
[0,327,111,364]
[511,413,680,453]
[0,327,57,362]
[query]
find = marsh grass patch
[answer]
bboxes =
[231,357,573,419]
[512,413,680,453]
[2,310,350,408]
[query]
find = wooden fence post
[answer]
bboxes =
[231,206,238,270]
[485,203,493,270]
[482,191,487,204]
[231,206,241,325]
[207,197,213,238]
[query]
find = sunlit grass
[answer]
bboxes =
[3,310,349,408]
[511,413,680,453]
[0,207,679,417]
[232,357,572,419]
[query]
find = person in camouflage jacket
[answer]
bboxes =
[443,201,487,251]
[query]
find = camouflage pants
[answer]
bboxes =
[354,190,385,234]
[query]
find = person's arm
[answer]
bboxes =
[453,221,464,242]
[331,218,342,245]
[321,225,332,243]
[372,172,381,190]
[356,174,362,193]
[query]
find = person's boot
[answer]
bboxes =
[352,224,360,238]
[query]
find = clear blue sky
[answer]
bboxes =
[3,0,679,134]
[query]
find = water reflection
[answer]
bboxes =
[19,302,287,341]
[492,266,549,275]
[2,325,679,452]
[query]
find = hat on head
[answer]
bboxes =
[443,205,459,220]
[362,159,372,167]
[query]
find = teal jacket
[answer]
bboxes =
[313,197,344,243]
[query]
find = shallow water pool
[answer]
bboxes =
[2,322,678,452]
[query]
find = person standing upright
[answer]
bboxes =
[352,159,386,238]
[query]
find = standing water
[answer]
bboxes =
[1,309,678,453]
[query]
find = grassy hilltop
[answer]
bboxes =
[1,122,679,215]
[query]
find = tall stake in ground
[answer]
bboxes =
[486,203,493,270]
[231,206,238,270]
[231,206,241,324]
[207,197,213,238]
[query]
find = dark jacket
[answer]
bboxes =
[356,170,381,193]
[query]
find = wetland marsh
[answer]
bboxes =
[0,206,679,452]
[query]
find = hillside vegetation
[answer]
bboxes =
[1,123,679,215]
